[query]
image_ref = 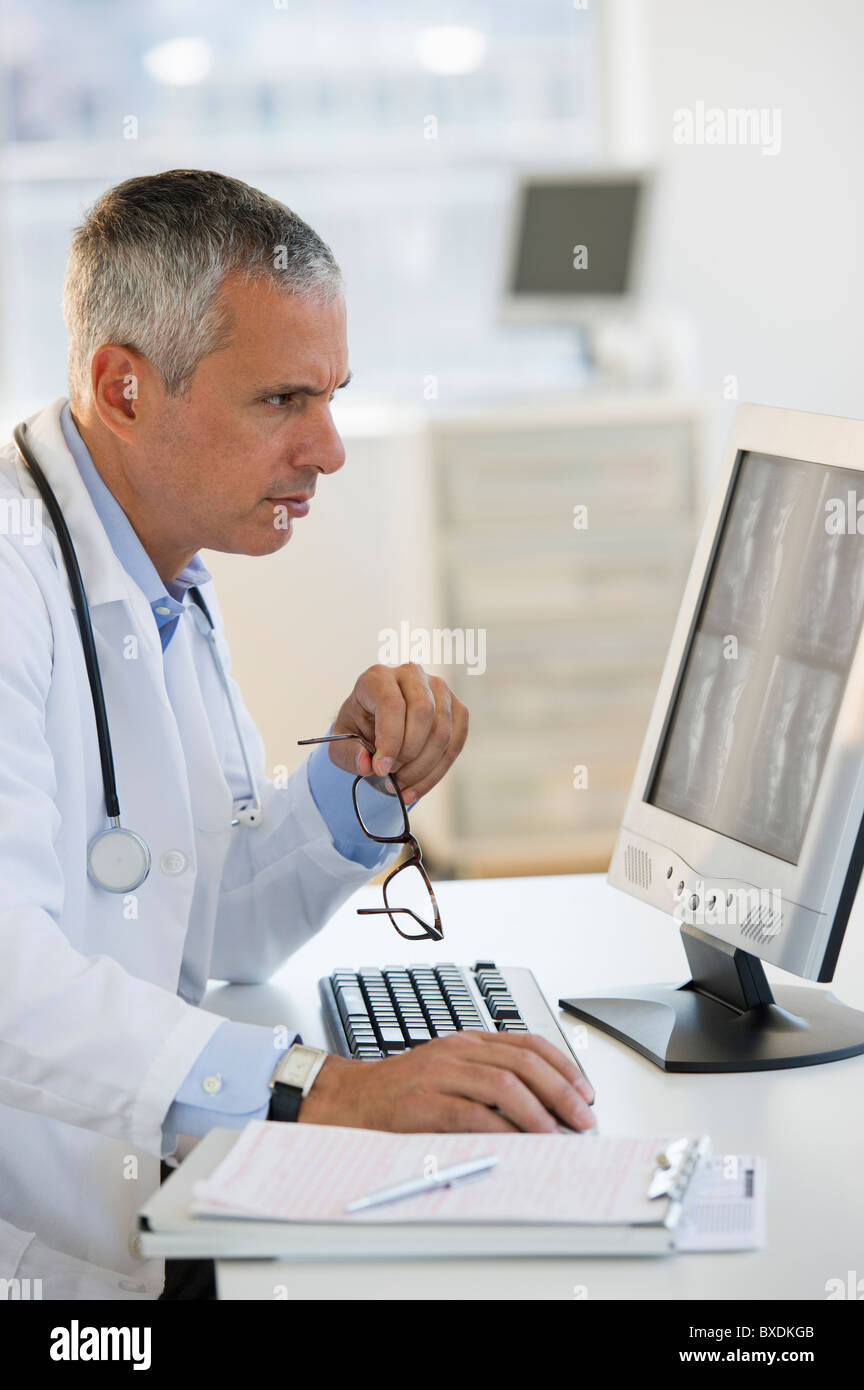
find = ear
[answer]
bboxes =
[89,345,163,445]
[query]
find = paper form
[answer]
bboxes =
[675,1154,767,1251]
[190,1122,680,1226]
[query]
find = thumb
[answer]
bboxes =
[325,729,375,777]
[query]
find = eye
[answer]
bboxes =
[263,393,297,408]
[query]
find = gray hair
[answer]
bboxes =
[62,169,343,407]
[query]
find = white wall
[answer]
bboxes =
[632,0,864,483]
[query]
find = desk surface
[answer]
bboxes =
[202,872,864,1301]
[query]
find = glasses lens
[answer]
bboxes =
[383,858,441,939]
[354,773,409,841]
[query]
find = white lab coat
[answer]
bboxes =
[0,397,389,1299]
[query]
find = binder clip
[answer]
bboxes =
[647,1137,708,1200]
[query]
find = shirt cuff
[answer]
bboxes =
[306,739,405,869]
[161,1018,301,1157]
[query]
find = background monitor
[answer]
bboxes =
[561,402,864,1071]
[500,170,650,323]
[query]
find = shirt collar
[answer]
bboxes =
[59,401,211,649]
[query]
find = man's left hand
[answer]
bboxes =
[327,662,468,803]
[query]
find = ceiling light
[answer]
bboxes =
[142,37,213,87]
[416,26,487,76]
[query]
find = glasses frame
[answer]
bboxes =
[297,732,443,942]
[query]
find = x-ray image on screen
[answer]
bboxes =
[648,632,755,817]
[706,454,808,640]
[736,657,841,860]
[649,451,864,863]
[789,469,864,668]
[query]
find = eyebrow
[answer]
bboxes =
[255,372,353,397]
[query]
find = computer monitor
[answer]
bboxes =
[500,170,650,324]
[561,402,864,1071]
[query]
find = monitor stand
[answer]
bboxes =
[560,925,864,1072]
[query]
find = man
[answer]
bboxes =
[0,170,595,1301]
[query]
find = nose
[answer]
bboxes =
[305,403,346,477]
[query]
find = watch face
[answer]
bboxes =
[275,1045,322,1091]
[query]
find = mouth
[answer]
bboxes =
[265,494,313,518]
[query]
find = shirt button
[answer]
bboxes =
[202,1074,222,1095]
[155,605,171,615]
[160,850,187,875]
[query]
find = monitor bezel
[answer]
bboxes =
[609,402,864,983]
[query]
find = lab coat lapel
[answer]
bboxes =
[15,397,205,986]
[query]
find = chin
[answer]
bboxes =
[215,522,294,558]
[259,521,294,553]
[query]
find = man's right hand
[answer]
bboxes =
[296,1031,595,1132]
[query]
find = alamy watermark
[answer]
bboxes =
[673,880,782,935]
[825,492,864,534]
[378,621,486,676]
[0,496,42,545]
[673,102,782,157]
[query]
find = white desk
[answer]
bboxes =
[201,872,864,1301]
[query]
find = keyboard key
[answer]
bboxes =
[335,986,371,1025]
[488,999,521,1021]
[405,1026,432,1044]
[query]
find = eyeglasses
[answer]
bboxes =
[297,733,443,942]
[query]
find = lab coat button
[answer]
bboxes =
[202,1074,222,1095]
[160,850,187,876]
[128,1233,144,1260]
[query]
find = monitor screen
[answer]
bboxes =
[509,179,641,297]
[648,450,864,864]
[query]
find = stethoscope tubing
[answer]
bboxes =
[11,419,262,889]
[14,421,122,820]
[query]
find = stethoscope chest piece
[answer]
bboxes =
[87,825,152,893]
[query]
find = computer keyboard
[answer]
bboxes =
[319,960,589,1078]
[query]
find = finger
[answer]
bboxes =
[431,1096,521,1133]
[391,663,438,767]
[440,1059,561,1133]
[457,1031,595,1110]
[466,1042,594,1129]
[388,678,453,794]
[353,668,407,776]
[399,695,469,802]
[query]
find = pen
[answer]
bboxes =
[345,1155,499,1213]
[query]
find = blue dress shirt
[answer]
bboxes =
[58,403,403,1154]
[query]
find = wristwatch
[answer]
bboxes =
[267,1043,329,1123]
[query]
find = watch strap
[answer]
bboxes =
[267,1081,304,1123]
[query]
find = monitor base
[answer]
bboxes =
[559,982,864,1072]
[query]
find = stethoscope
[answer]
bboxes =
[12,421,263,895]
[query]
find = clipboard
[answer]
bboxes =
[138,1126,714,1261]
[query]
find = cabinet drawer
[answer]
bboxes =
[445,620,674,682]
[454,758,632,839]
[438,422,694,526]
[456,673,659,733]
[449,552,689,624]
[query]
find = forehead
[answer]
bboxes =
[217,272,347,374]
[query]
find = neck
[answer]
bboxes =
[71,408,196,584]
